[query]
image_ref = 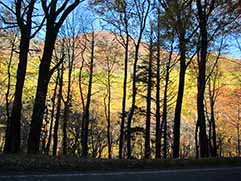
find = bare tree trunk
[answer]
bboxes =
[53,62,64,156]
[104,70,112,159]
[4,0,36,154]
[81,32,95,157]
[119,40,129,159]
[208,79,217,157]
[42,108,49,153]
[119,51,128,159]
[4,35,16,153]
[62,88,70,155]
[126,42,140,159]
[173,35,187,158]
[46,71,59,155]
[28,31,58,154]
[162,37,175,159]
[78,42,86,156]
[144,27,153,159]
[107,80,112,159]
[195,121,199,158]
[162,63,170,159]
[27,0,80,154]
[8,34,30,153]
[237,108,240,157]
[62,47,74,155]
[62,23,78,155]
[119,12,129,159]
[107,68,112,159]
[211,111,217,157]
[196,0,210,157]
[126,0,150,159]
[208,115,212,156]
[155,8,161,159]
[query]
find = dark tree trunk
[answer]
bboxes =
[208,116,212,156]
[81,32,95,158]
[144,29,153,159]
[126,1,150,159]
[4,36,15,153]
[42,108,49,153]
[173,36,186,158]
[62,65,72,155]
[27,0,80,154]
[7,34,30,153]
[162,39,174,159]
[197,77,209,157]
[106,71,112,159]
[119,38,129,159]
[126,42,140,159]
[104,58,112,159]
[155,8,161,159]
[208,79,217,157]
[236,108,240,156]
[162,65,170,159]
[62,35,75,155]
[28,31,57,154]
[119,14,129,159]
[211,112,217,157]
[52,62,64,156]
[195,121,199,158]
[62,95,70,155]
[4,0,35,154]
[196,0,209,157]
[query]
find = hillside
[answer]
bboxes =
[0,30,240,158]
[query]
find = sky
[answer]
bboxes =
[225,37,241,59]
[0,0,240,59]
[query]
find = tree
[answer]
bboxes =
[117,1,130,160]
[218,88,241,157]
[45,69,59,155]
[159,0,197,158]
[206,68,219,157]
[96,38,120,159]
[144,23,153,159]
[1,0,43,153]
[126,0,150,159]
[80,31,95,157]
[161,33,177,159]
[195,0,215,158]
[91,0,132,159]
[204,40,225,157]
[155,7,161,159]
[104,62,112,159]
[52,45,64,156]
[61,15,79,155]
[28,0,81,154]
[195,0,240,158]
[3,32,17,153]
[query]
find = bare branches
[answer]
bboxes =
[49,43,65,78]
[205,37,225,83]
[0,1,16,15]
[30,16,46,38]
[56,0,81,30]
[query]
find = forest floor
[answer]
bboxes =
[0,154,241,173]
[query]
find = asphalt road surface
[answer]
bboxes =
[0,167,241,181]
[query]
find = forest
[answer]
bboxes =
[0,0,240,160]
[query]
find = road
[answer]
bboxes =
[0,167,241,181]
